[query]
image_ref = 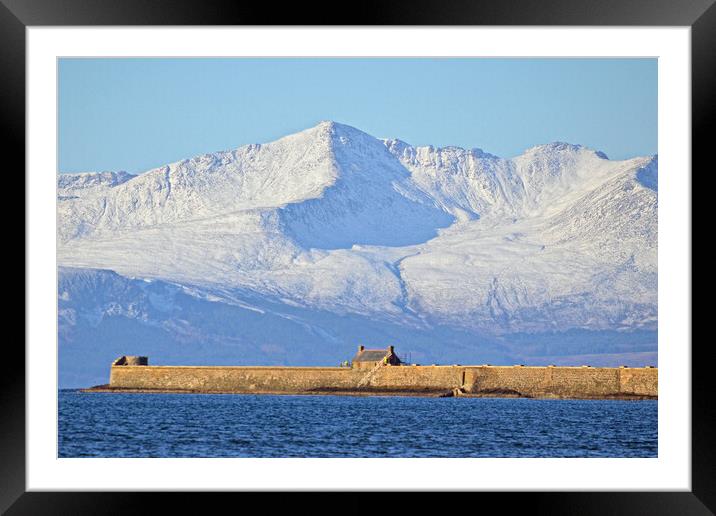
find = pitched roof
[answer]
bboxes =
[352,349,390,362]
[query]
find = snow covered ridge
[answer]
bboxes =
[58,170,135,192]
[57,121,657,338]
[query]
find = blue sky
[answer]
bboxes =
[58,58,657,174]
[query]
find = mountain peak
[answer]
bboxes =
[526,142,584,153]
[289,121,379,148]
[315,119,338,130]
[523,142,609,160]
[311,120,362,134]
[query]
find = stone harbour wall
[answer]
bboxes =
[461,366,657,398]
[105,362,657,399]
[109,365,359,393]
[367,365,466,392]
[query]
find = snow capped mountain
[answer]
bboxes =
[57,121,658,386]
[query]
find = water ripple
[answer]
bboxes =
[58,391,657,458]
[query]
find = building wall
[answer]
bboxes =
[352,361,379,370]
[108,363,657,398]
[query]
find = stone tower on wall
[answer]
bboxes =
[112,355,148,366]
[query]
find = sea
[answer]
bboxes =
[58,390,657,458]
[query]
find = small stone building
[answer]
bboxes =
[112,355,148,366]
[351,345,402,370]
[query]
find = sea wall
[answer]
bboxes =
[366,365,465,392]
[106,363,657,399]
[109,365,359,393]
[461,366,657,398]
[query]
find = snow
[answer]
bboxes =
[56,121,658,386]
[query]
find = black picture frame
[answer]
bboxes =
[5,0,708,513]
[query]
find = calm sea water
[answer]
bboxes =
[58,390,657,458]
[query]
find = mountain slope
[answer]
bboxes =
[57,121,658,387]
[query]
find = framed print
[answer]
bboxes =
[7,0,710,513]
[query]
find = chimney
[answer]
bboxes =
[358,345,365,352]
